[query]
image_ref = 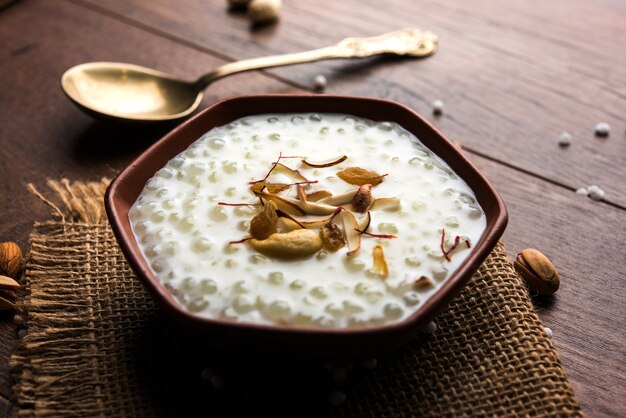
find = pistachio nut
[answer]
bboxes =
[514,248,560,295]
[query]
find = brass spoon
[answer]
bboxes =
[61,28,437,122]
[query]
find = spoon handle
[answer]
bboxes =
[195,28,437,89]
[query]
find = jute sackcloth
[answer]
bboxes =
[10,179,582,417]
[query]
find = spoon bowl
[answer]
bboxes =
[62,62,203,122]
[61,28,438,122]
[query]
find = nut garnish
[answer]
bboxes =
[301,155,347,168]
[0,274,20,311]
[357,211,372,232]
[230,153,401,260]
[320,221,346,252]
[337,167,386,186]
[305,190,333,202]
[272,163,309,184]
[249,229,323,259]
[317,189,358,206]
[254,191,306,216]
[369,197,401,212]
[249,200,278,239]
[514,248,560,295]
[336,210,361,256]
[250,182,290,194]
[353,184,374,213]
[0,242,23,278]
[254,191,336,216]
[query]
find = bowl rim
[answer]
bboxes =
[105,94,508,344]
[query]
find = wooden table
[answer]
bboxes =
[1,0,624,416]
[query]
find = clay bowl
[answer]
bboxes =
[105,94,507,355]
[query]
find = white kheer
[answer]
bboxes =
[130,113,486,328]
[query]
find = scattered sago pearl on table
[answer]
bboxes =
[211,374,225,389]
[432,99,444,116]
[328,390,347,406]
[594,122,610,137]
[313,74,327,91]
[425,321,437,334]
[544,326,553,339]
[587,185,605,201]
[362,358,378,370]
[248,0,282,24]
[575,187,588,196]
[558,131,572,147]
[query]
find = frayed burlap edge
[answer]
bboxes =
[11,179,110,416]
[26,178,110,224]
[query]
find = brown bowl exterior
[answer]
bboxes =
[105,94,508,355]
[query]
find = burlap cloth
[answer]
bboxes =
[10,179,582,417]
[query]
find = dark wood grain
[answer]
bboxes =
[472,153,626,418]
[0,0,624,416]
[78,0,626,208]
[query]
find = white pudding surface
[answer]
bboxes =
[130,113,486,328]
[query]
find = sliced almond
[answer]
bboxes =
[275,210,306,229]
[372,245,389,278]
[336,210,361,256]
[369,197,401,212]
[250,182,291,194]
[0,275,20,289]
[306,190,333,202]
[317,188,358,206]
[272,163,309,184]
[0,275,18,311]
[337,167,386,186]
[277,212,334,229]
[254,191,305,216]
[277,217,302,232]
[249,229,323,259]
[257,191,337,216]
[297,200,337,216]
[357,211,372,233]
[296,184,308,202]
[301,155,348,168]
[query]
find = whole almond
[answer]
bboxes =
[0,274,19,311]
[0,242,23,278]
[514,248,560,295]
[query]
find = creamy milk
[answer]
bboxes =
[130,113,486,328]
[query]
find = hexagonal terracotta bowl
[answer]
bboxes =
[105,94,507,355]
